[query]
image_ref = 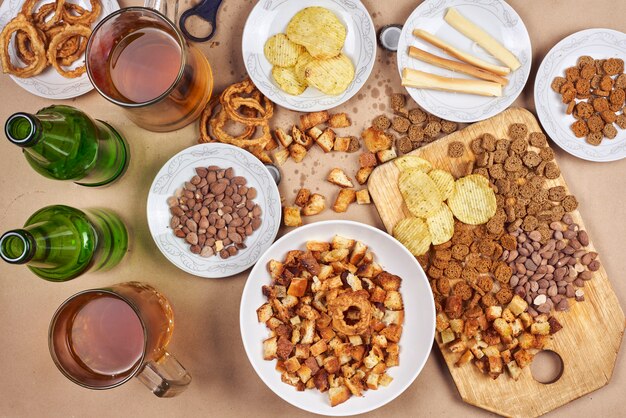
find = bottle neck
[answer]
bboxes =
[4,113,42,147]
[0,230,35,264]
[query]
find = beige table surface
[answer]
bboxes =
[0,0,625,417]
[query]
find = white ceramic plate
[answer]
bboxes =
[240,221,436,416]
[241,0,376,112]
[0,0,119,99]
[147,143,281,278]
[535,29,626,162]
[397,0,531,123]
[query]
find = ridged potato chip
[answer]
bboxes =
[447,174,497,225]
[294,51,314,85]
[393,217,432,256]
[272,66,307,95]
[264,33,305,67]
[304,54,355,95]
[285,7,346,59]
[394,155,433,173]
[426,204,454,245]
[428,169,455,201]
[399,169,443,218]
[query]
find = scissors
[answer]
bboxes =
[179,0,223,43]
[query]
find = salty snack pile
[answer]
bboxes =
[264,7,355,96]
[199,79,276,162]
[551,56,626,145]
[0,0,101,78]
[257,236,404,406]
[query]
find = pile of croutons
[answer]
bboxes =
[257,236,405,406]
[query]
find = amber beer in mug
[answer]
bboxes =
[48,282,191,396]
[86,7,213,132]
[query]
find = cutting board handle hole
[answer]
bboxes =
[530,350,564,384]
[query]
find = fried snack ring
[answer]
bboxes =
[224,93,274,126]
[210,106,270,148]
[45,24,81,61]
[15,27,47,64]
[328,290,373,336]
[220,79,274,125]
[0,14,48,77]
[63,0,101,25]
[199,99,255,144]
[46,24,90,78]
[33,1,66,31]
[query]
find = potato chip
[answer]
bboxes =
[272,66,307,95]
[428,169,455,201]
[285,7,346,59]
[426,204,454,245]
[399,169,443,218]
[294,51,314,85]
[447,174,497,225]
[264,33,305,67]
[393,217,432,256]
[394,155,433,173]
[304,54,354,95]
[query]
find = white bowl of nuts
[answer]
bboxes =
[147,143,282,278]
[240,220,436,415]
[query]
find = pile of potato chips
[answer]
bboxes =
[392,156,497,256]
[264,7,355,96]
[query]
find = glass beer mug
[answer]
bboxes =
[86,7,213,132]
[48,282,191,397]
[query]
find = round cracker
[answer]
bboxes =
[304,53,354,95]
[394,155,432,173]
[426,204,454,245]
[393,217,432,256]
[264,33,305,67]
[399,169,443,218]
[272,66,307,95]
[428,169,455,201]
[285,7,346,59]
[447,174,497,225]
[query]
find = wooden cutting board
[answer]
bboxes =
[368,107,625,417]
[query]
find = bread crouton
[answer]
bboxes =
[275,128,293,147]
[356,189,371,205]
[377,147,397,163]
[362,127,392,152]
[316,128,336,153]
[306,240,330,252]
[292,126,313,149]
[329,112,352,128]
[294,188,311,207]
[265,135,279,151]
[289,143,307,163]
[310,339,328,357]
[332,189,356,212]
[530,322,550,336]
[283,206,302,227]
[287,277,308,297]
[384,290,403,310]
[300,111,329,130]
[301,193,326,216]
[272,148,290,166]
[263,337,278,360]
[328,385,351,407]
[514,349,534,368]
[356,167,374,185]
[307,126,323,140]
[359,152,378,168]
[507,295,528,316]
[327,168,354,188]
[257,303,273,323]
[349,241,367,265]
[506,360,522,380]
[333,136,351,152]
[455,349,474,367]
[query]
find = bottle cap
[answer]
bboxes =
[265,164,281,185]
[378,24,403,52]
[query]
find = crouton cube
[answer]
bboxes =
[333,136,351,152]
[518,332,535,350]
[344,376,363,397]
[493,318,513,342]
[535,314,548,323]
[294,188,311,207]
[257,303,273,323]
[500,349,512,364]
[448,339,466,353]
[356,167,374,185]
[505,337,519,351]
[295,344,310,359]
[346,273,362,291]
[377,147,397,163]
[327,168,354,188]
[359,152,378,168]
[455,349,474,367]
[274,128,293,147]
[362,127,392,152]
[307,126,323,140]
[265,135,279,151]
[530,322,550,336]
[519,312,533,329]
[287,277,308,297]
[329,113,352,128]
[548,316,563,334]
[534,335,549,349]
[316,128,336,153]
[323,356,341,374]
[322,248,350,263]
[333,189,356,213]
[511,318,524,337]
[331,235,355,250]
[296,364,313,383]
[306,240,330,252]
[372,335,388,348]
[351,345,366,362]
[317,264,334,280]
[263,337,278,360]
[356,189,371,205]
[328,385,351,407]
[300,111,329,130]
[488,355,503,377]
[485,305,503,321]
[506,360,522,380]
[514,349,534,368]
[300,319,315,344]
[436,313,450,332]
[302,193,326,217]
[463,318,480,338]
[384,290,404,310]
[370,286,387,304]
[283,206,302,227]
[272,148,290,166]
[449,318,464,334]
[267,259,284,280]
[507,295,528,316]
[348,335,363,346]
[364,350,380,369]
[349,241,367,265]
[382,310,404,326]
[281,371,301,387]
[366,373,380,390]
[502,308,515,323]
[284,356,301,373]
[375,271,402,291]
[379,374,393,387]
[482,345,500,358]
[289,143,307,163]
[292,126,313,148]
[326,275,343,288]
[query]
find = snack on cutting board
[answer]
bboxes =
[265,7,355,96]
[257,236,404,406]
[551,56,626,146]
[402,7,522,97]
[0,0,102,78]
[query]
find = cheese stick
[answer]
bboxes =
[408,46,508,86]
[402,68,502,97]
[444,7,521,71]
[413,29,510,76]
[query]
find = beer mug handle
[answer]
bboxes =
[136,351,192,397]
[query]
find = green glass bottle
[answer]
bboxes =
[0,205,128,282]
[4,105,129,187]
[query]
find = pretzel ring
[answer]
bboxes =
[328,291,372,336]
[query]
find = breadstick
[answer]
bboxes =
[401,68,502,97]
[408,46,508,86]
[444,7,521,71]
[412,29,510,76]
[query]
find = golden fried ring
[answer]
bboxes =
[223,91,274,126]
[46,24,90,78]
[43,24,81,62]
[16,28,45,64]
[219,79,273,124]
[328,290,372,336]
[33,1,66,31]
[62,0,101,25]
[210,107,269,148]
[20,0,40,16]
[0,15,48,77]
